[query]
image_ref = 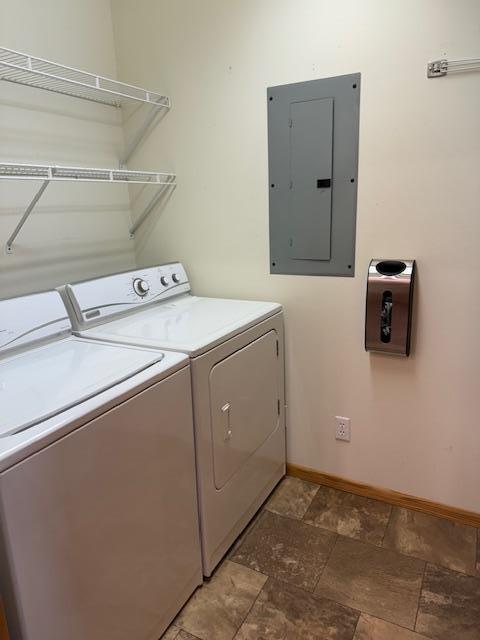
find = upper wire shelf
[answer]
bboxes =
[0,46,170,109]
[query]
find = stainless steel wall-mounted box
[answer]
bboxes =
[365,259,416,356]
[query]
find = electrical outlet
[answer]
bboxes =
[335,416,351,442]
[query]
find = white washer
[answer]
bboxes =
[0,290,202,640]
[63,262,286,576]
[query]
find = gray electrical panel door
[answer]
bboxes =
[290,98,333,261]
[268,73,360,276]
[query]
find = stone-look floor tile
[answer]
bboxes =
[265,476,319,519]
[177,632,202,640]
[353,614,429,639]
[231,510,336,591]
[303,486,391,545]
[315,537,424,629]
[383,507,477,575]
[235,578,359,640]
[161,626,181,640]
[415,563,480,640]
[174,560,267,640]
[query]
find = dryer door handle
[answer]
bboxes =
[221,402,232,441]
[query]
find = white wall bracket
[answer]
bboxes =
[5,180,50,254]
[120,104,164,168]
[427,57,480,78]
[129,175,177,237]
[1,163,177,253]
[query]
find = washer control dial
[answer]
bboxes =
[133,278,150,297]
[160,275,170,287]
[172,273,180,284]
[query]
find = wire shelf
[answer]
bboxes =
[1,163,177,252]
[0,47,170,109]
[0,48,175,250]
[0,162,176,185]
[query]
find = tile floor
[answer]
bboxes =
[163,476,480,640]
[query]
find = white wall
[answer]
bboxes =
[111,0,480,512]
[0,0,136,297]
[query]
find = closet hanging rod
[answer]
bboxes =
[427,57,480,78]
[0,163,177,253]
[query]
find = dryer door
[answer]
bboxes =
[210,330,280,489]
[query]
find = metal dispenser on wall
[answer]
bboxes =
[365,259,416,356]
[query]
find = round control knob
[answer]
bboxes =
[160,275,170,287]
[172,273,180,284]
[133,278,150,297]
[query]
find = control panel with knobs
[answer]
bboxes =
[67,262,190,328]
[133,278,150,297]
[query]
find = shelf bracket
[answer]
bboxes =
[6,180,50,253]
[427,57,480,78]
[120,103,168,167]
[427,59,448,77]
[129,177,176,237]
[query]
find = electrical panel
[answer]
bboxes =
[268,73,360,276]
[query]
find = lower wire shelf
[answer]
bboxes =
[0,162,177,252]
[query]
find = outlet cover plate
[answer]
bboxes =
[335,416,351,442]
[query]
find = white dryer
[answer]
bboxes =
[63,262,286,576]
[0,290,202,640]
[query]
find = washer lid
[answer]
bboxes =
[78,295,282,356]
[0,290,71,354]
[0,338,169,437]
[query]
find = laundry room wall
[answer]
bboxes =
[111,0,480,512]
[0,0,136,297]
